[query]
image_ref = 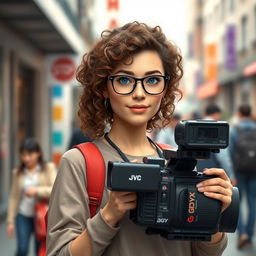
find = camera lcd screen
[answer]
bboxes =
[197,127,218,139]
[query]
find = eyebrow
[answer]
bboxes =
[114,69,163,76]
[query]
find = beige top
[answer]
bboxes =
[7,162,57,224]
[46,140,228,256]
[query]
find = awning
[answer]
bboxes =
[196,80,219,99]
[0,0,84,54]
[243,61,256,77]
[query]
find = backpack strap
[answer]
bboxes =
[155,142,174,150]
[74,142,172,217]
[74,142,105,217]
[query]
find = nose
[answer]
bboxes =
[132,81,146,99]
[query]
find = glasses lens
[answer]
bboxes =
[143,76,165,94]
[112,76,135,94]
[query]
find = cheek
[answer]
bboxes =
[108,90,125,111]
[30,153,40,163]
[151,95,164,113]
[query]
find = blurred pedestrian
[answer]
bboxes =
[6,138,57,256]
[68,126,91,149]
[68,118,92,149]
[229,104,256,249]
[191,111,202,120]
[155,113,181,147]
[196,104,236,184]
[46,21,230,256]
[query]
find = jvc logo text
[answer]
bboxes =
[128,175,142,181]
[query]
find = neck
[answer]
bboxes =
[26,164,38,172]
[107,121,155,156]
[239,116,251,121]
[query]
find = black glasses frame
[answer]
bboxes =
[107,74,170,95]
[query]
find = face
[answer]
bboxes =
[105,50,166,129]
[212,112,221,121]
[20,150,41,169]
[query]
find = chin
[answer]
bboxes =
[125,118,150,128]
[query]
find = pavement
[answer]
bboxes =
[0,220,256,256]
[1,196,256,256]
[0,219,35,256]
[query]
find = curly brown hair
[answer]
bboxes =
[77,21,183,139]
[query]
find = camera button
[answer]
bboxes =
[161,192,167,203]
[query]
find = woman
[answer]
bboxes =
[47,22,233,256]
[7,138,57,256]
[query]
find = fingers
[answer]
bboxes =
[203,168,230,181]
[115,192,137,203]
[197,185,232,197]
[110,191,137,210]
[203,191,232,209]
[7,226,14,238]
[102,191,137,227]
[197,177,232,189]
[197,168,233,212]
[197,168,232,188]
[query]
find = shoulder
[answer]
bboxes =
[62,148,85,164]
[11,168,20,178]
[58,141,109,177]
[12,167,18,174]
[229,125,239,136]
[44,162,56,170]
[50,149,87,190]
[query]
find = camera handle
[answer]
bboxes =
[164,147,221,175]
[166,155,198,176]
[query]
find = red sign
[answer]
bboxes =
[107,0,119,10]
[109,18,118,29]
[51,57,76,82]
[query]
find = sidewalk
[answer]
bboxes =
[1,219,255,256]
[223,232,256,256]
[0,219,35,256]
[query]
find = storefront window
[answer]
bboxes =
[16,64,36,142]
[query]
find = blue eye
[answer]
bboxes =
[116,76,132,85]
[145,77,160,85]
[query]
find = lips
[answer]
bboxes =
[128,105,149,113]
[128,105,149,109]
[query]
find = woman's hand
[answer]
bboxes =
[25,187,38,197]
[197,168,233,212]
[6,223,15,238]
[101,191,137,227]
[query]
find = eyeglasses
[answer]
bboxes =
[107,74,170,95]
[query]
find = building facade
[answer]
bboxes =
[0,0,89,219]
[185,0,256,117]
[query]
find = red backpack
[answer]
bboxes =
[75,141,173,217]
[42,142,172,256]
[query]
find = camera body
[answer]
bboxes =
[107,120,239,241]
[175,119,229,149]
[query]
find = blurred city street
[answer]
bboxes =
[0,220,256,256]
[0,220,35,256]
[1,0,256,255]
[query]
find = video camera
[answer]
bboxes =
[107,120,240,241]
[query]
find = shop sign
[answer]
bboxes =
[107,0,119,29]
[51,57,76,82]
[205,43,218,81]
[225,25,237,70]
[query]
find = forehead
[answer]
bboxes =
[20,150,38,155]
[113,50,164,75]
